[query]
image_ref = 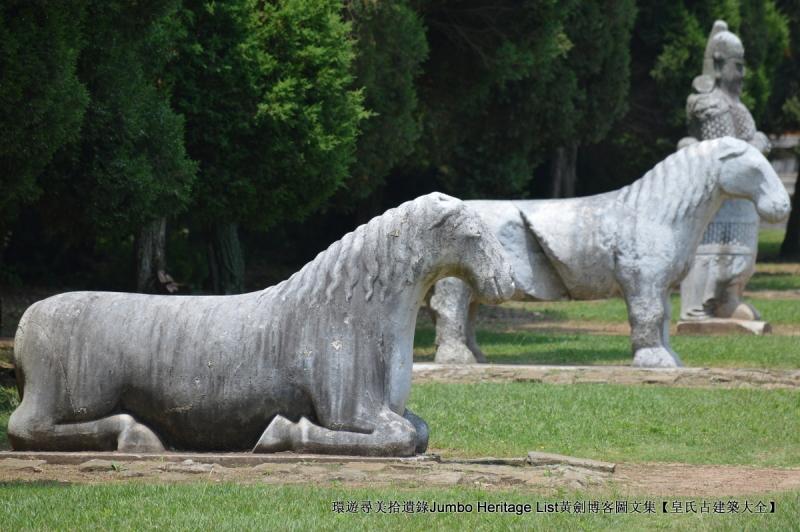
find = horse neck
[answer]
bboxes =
[385,260,461,334]
[684,186,725,252]
[625,149,724,227]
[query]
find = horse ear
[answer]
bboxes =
[427,193,462,229]
[716,137,749,161]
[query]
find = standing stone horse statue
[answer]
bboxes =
[430,138,790,368]
[9,193,514,456]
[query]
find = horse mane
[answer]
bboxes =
[616,139,729,224]
[270,194,452,305]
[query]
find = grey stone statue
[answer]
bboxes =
[430,139,790,368]
[677,20,772,326]
[8,193,514,456]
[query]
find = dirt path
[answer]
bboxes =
[412,364,800,389]
[2,452,799,497]
[512,320,800,336]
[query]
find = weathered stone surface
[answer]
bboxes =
[251,463,298,474]
[422,471,464,485]
[7,193,514,456]
[0,453,623,491]
[679,20,776,324]
[77,459,118,472]
[677,318,771,336]
[526,451,616,473]
[430,139,790,368]
[441,456,528,467]
[0,451,440,467]
[342,462,387,472]
[162,459,216,474]
[0,458,45,472]
[329,468,368,482]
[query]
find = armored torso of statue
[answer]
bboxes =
[678,20,771,324]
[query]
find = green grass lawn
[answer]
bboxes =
[0,482,796,531]
[3,383,799,467]
[408,382,800,466]
[486,294,799,326]
[415,292,800,368]
[0,386,18,450]
[415,327,800,368]
[747,270,800,291]
[757,229,789,261]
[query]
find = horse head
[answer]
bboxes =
[716,137,791,223]
[426,193,515,304]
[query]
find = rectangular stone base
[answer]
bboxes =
[0,451,439,467]
[676,319,771,336]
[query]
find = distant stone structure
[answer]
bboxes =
[8,193,514,456]
[770,133,799,198]
[430,139,790,368]
[677,20,772,332]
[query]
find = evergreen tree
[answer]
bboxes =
[548,0,637,197]
[407,0,635,199]
[173,0,366,293]
[774,0,800,258]
[0,1,88,260]
[582,0,789,195]
[339,0,428,218]
[38,0,196,292]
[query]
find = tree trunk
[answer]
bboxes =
[549,142,578,198]
[779,147,800,259]
[780,187,800,258]
[208,222,245,294]
[136,218,167,293]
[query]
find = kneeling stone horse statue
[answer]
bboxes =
[9,193,514,456]
[430,138,790,368]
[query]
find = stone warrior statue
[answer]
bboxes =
[677,20,771,326]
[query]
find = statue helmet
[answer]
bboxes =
[702,20,745,78]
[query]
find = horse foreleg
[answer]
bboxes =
[253,409,418,457]
[430,278,483,364]
[465,299,486,363]
[9,400,164,452]
[625,288,683,368]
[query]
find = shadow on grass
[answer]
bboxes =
[414,327,630,365]
[747,272,800,291]
[757,229,785,261]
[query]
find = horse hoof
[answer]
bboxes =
[633,347,682,368]
[435,342,481,364]
[118,423,165,453]
[253,415,293,453]
[731,302,761,321]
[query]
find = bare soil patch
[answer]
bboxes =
[2,453,799,497]
[616,463,800,496]
[744,289,800,300]
[755,263,800,275]
[412,363,800,390]
[0,453,609,493]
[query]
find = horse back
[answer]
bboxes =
[517,198,619,299]
[465,200,569,300]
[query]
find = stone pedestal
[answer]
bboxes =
[676,318,771,336]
